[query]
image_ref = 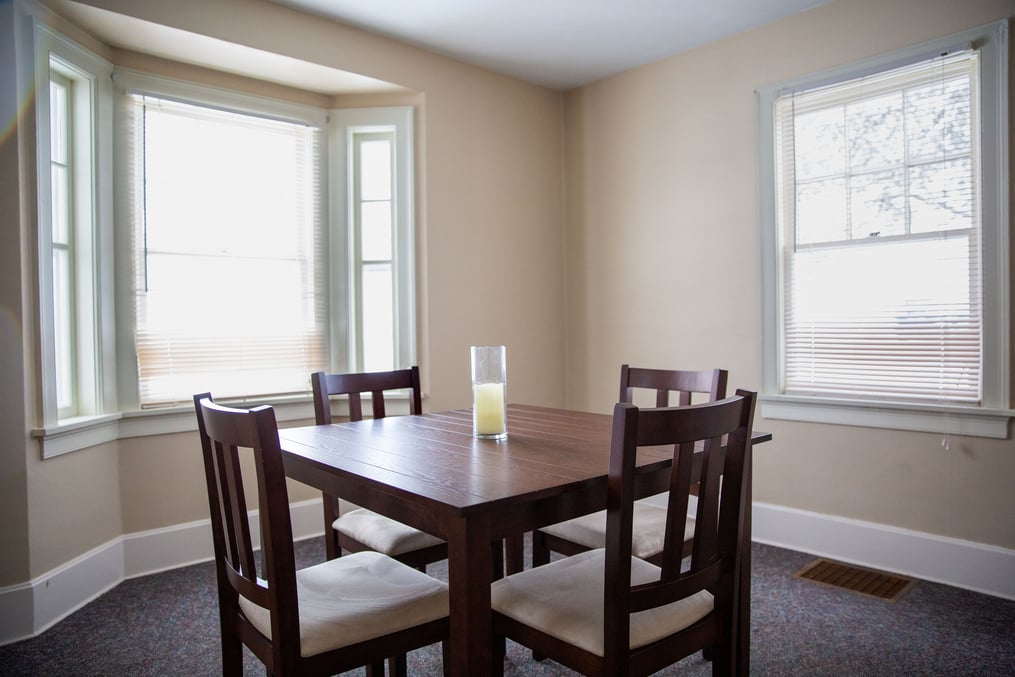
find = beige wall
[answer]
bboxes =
[563,0,1015,548]
[1,0,32,586]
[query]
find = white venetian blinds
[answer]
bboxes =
[128,93,328,406]
[774,50,982,403]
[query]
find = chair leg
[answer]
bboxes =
[323,494,341,560]
[441,640,451,677]
[492,633,506,677]
[364,661,385,677]
[505,534,525,575]
[491,540,505,580]
[221,630,243,676]
[388,653,408,677]
[531,530,550,568]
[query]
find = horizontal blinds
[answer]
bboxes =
[776,51,982,404]
[129,94,328,406]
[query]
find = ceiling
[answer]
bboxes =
[56,0,830,93]
[266,0,830,90]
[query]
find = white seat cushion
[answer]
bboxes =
[539,500,695,559]
[238,550,448,657]
[491,549,712,656]
[334,508,444,556]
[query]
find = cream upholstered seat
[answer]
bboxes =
[532,365,726,569]
[193,393,449,676]
[239,550,447,658]
[492,549,712,656]
[491,392,757,677]
[333,508,444,557]
[311,368,449,571]
[538,500,696,561]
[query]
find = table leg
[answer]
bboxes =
[447,514,493,677]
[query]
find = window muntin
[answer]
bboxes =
[128,94,329,406]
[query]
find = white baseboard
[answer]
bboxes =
[753,501,1015,601]
[0,537,125,645]
[0,498,324,646]
[3,499,1012,647]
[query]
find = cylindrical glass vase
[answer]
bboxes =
[471,345,507,439]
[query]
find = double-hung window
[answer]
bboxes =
[757,21,1010,437]
[124,86,329,407]
[33,22,115,445]
[330,107,416,376]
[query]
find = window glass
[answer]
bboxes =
[774,50,982,404]
[49,72,75,415]
[131,95,327,406]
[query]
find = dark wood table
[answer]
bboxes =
[279,404,770,676]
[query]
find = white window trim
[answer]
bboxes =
[328,106,416,373]
[30,18,117,457]
[756,20,1012,439]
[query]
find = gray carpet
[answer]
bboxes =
[2,537,1013,676]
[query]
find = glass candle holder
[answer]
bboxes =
[471,345,507,439]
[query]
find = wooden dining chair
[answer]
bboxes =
[193,393,449,677]
[532,365,728,568]
[491,390,757,676]
[311,367,449,570]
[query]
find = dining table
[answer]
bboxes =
[279,403,771,676]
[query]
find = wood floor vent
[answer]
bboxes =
[794,559,916,602]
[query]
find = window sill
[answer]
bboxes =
[32,393,420,458]
[759,394,1013,439]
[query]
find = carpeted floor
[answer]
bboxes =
[2,537,1013,676]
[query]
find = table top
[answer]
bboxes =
[280,404,771,522]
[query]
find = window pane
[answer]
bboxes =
[361,263,393,372]
[361,201,392,261]
[360,139,391,201]
[794,108,845,180]
[846,92,904,171]
[909,158,973,234]
[49,80,67,164]
[143,112,309,258]
[786,236,977,400]
[53,247,74,411]
[850,168,906,238]
[906,77,971,162]
[796,178,847,244]
[51,164,69,244]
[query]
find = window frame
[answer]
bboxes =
[119,78,329,408]
[32,20,117,456]
[328,106,417,375]
[756,20,1011,438]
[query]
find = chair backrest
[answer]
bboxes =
[311,366,423,425]
[603,390,756,672]
[619,364,728,407]
[193,393,300,671]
